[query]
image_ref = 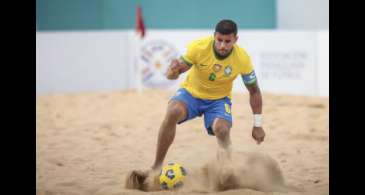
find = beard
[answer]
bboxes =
[214,46,232,58]
[218,50,229,56]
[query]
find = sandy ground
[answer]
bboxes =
[36,89,328,195]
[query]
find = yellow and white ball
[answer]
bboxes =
[159,163,187,190]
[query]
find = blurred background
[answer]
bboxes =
[36,0,329,96]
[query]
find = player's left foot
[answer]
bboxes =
[125,169,150,190]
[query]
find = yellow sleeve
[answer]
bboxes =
[239,48,257,85]
[239,48,254,74]
[180,41,197,67]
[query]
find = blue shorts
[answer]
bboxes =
[169,88,232,135]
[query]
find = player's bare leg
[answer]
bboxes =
[212,118,235,186]
[151,100,187,170]
[126,101,187,190]
[212,118,232,158]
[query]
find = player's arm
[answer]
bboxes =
[245,81,262,115]
[242,71,265,144]
[242,71,262,115]
[166,57,192,80]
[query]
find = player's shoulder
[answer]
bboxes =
[234,44,250,64]
[232,44,253,72]
[234,44,251,62]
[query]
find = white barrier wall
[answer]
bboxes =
[36,31,133,94]
[233,31,318,96]
[277,0,329,30]
[317,31,329,96]
[36,30,329,96]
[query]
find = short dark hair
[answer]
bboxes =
[215,19,237,35]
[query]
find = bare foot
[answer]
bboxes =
[125,168,161,191]
[125,169,150,190]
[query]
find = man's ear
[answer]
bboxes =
[235,35,239,43]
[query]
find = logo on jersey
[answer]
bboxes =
[213,64,222,72]
[224,65,232,76]
[208,73,216,81]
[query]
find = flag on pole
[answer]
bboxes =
[134,5,145,92]
[135,5,145,38]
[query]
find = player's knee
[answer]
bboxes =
[214,124,230,138]
[166,103,185,121]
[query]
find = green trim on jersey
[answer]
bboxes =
[180,56,193,67]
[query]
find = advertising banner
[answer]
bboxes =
[135,30,318,96]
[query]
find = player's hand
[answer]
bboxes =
[166,59,180,79]
[252,126,265,144]
[170,59,180,72]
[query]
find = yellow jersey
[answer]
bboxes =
[180,36,256,100]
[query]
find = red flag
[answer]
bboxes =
[135,5,145,38]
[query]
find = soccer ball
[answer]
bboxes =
[159,163,187,190]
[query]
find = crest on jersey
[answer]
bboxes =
[208,73,216,81]
[224,65,232,76]
[213,64,222,72]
